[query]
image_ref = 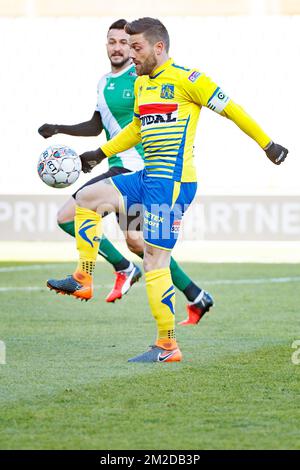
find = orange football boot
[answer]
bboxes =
[128,339,182,363]
[47,271,93,301]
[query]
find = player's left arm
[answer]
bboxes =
[80,80,142,173]
[221,100,288,165]
[183,71,288,165]
[80,118,141,173]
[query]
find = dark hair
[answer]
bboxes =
[108,19,127,32]
[125,17,170,52]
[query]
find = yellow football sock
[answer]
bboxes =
[74,206,102,277]
[145,267,177,348]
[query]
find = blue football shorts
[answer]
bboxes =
[110,169,197,250]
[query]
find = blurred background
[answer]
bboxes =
[0,0,299,261]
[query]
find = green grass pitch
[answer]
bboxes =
[0,261,299,450]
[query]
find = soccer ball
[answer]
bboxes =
[37,145,81,188]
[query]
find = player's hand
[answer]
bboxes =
[265,142,288,165]
[80,148,106,173]
[38,124,58,139]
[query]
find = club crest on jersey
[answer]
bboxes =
[160,84,175,99]
[123,89,133,99]
[139,103,178,127]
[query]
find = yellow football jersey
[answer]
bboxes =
[101,57,271,182]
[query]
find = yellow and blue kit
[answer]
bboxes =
[102,58,272,250]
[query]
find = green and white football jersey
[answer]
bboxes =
[96,64,144,171]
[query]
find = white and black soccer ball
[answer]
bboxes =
[37,145,81,188]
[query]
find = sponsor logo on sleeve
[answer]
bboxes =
[188,71,201,83]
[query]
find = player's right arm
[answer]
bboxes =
[38,111,103,138]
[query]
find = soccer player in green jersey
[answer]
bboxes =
[39,19,213,324]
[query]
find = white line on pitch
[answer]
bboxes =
[0,276,300,292]
[204,276,300,285]
[0,286,44,291]
[0,264,71,273]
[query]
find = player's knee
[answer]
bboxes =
[143,245,171,272]
[74,187,92,208]
[75,185,108,212]
[57,207,69,225]
[126,240,139,254]
[143,253,157,272]
[126,237,144,255]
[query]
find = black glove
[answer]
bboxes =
[80,148,106,173]
[38,123,59,138]
[265,142,288,165]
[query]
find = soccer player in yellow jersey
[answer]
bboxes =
[47,18,288,363]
